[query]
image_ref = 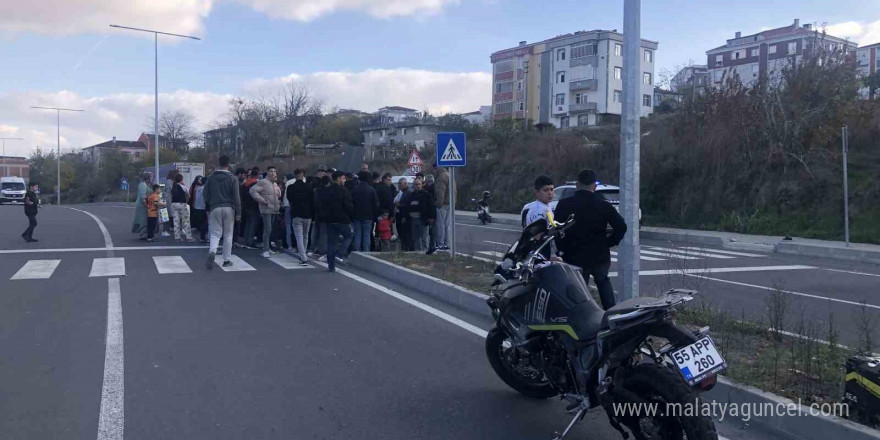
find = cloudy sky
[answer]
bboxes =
[1,0,878,156]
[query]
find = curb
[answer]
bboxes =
[346,252,492,319]
[704,377,880,440]
[455,213,521,227]
[346,252,878,440]
[639,230,726,247]
[775,242,880,265]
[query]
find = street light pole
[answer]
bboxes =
[0,137,24,158]
[619,0,642,300]
[110,24,200,181]
[30,106,84,205]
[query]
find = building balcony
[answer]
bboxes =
[569,102,598,113]
[569,79,597,91]
[552,105,568,115]
[570,55,598,67]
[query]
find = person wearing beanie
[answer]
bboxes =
[554,169,627,310]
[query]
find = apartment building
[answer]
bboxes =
[706,19,856,88]
[490,30,658,128]
[81,137,148,167]
[670,65,709,94]
[857,43,880,99]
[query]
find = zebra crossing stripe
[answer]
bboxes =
[610,251,667,261]
[153,256,192,274]
[268,253,314,269]
[636,249,700,260]
[90,258,126,277]
[644,246,736,259]
[216,254,255,272]
[477,251,506,258]
[677,246,766,258]
[11,260,61,280]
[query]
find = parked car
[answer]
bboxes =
[520,183,640,227]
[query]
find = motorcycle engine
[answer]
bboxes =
[539,336,576,393]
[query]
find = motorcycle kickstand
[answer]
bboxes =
[551,408,587,440]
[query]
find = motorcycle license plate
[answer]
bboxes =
[670,337,727,385]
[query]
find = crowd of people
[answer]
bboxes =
[131,156,456,273]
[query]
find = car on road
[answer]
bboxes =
[520,183,640,227]
[390,175,416,186]
[0,176,26,204]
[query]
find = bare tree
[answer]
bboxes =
[146,110,198,154]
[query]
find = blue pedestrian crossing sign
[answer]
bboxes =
[120,177,129,191]
[436,132,466,167]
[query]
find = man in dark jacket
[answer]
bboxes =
[554,169,627,310]
[408,177,436,252]
[241,168,261,247]
[286,168,314,265]
[21,182,39,242]
[351,171,379,252]
[203,156,242,269]
[375,173,396,217]
[318,171,354,272]
[395,178,413,251]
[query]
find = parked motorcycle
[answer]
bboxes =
[485,217,725,440]
[473,191,492,225]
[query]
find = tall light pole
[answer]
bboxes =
[0,137,24,157]
[30,106,83,205]
[618,0,642,300]
[109,24,200,181]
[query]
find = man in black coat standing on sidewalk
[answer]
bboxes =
[22,182,39,242]
[554,169,627,310]
[351,171,379,252]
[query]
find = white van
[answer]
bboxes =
[0,176,27,204]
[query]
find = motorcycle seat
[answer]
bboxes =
[600,296,673,328]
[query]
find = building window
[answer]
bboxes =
[560,116,570,128]
[752,64,759,76]
[402,128,408,135]
[517,81,522,91]
[415,126,420,134]
[135,152,141,158]
[642,94,652,107]
[556,71,565,83]
[613,90,622,103]
[733,50,744,60]
[643,72,652,85]
[519,102,524,111]
[750,48,759,57]
[644,49,653,63]
[571,44,597,59]
[769,45,777,55]
[614,43,623,56]
[575,93,585,104]
[494,102,513,114]
[555,94,565,106]
[495,81,513,94]
[614,67,622,80]
[788,42,797,54]
[557,48,566,61]
[495,60,514,73]
[577,114,590,126]
[715,55,723,66]
[714,70,723,83]
[381,130,386,137]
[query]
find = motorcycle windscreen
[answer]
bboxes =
[507,219,549,260]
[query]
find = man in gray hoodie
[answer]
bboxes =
[203,155,241,269]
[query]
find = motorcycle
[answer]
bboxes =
[485,217,726,440]
[474,191,492,225]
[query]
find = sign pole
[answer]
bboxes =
[842,126,850,247]
[450,167,456,260]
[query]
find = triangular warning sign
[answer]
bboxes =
[440,139,463,162]
[408,151,423,165]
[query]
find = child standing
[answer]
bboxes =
[376,210,394,251]
[146,184,165,242]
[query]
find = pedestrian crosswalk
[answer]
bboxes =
[477,245,766,263]
[8,252,317,281]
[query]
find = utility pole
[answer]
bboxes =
[842,126,850,247]
[30,107,84,205]
[110,24,200,181]
[618,0,642,300]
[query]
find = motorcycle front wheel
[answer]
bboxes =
[617,363,718,440]
[485,327,557,399]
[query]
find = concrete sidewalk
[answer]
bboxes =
[455,210,880,264]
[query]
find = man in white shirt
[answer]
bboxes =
[525,175,555,226]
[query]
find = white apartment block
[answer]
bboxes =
[491,30,658,128]
[857,43,880,99]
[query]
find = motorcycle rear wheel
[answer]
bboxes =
[618,363,718,440]
[485,327,557,399]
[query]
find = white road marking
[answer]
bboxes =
[824,268,880,278]
[312,259,488,338]
[0,245,208,255]
[96,278,124,440]
[678,246,766,258]
[611,250,668,261]
[483,240,512,247]
[454,252,497,264]
[644,246,736,259]
[216,254,255,272]
[457,223,521,232]
[268,253,315,269]
[477,251,506,258]
[90,258,126,277]
[10,259,61,280]
[685,273,880,309]
[65,207,114,248]
[152,256,192,274]
[608,265,815,277]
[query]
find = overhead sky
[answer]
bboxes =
[1,0,878,156]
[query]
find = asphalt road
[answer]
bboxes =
[0,202,869,440]
[454,217,880,348]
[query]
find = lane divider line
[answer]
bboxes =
[97,278,124,440]
[65,207,114,249]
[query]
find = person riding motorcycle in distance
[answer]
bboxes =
[553,169,627,310]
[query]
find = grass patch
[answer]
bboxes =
[374,252,497,293]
